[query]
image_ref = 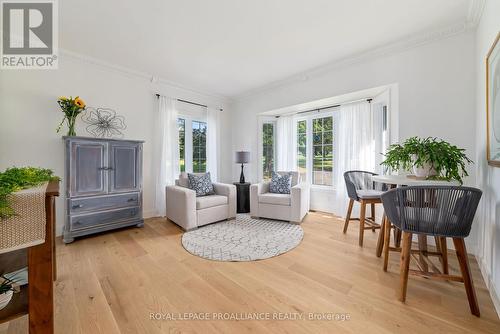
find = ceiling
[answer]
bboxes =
[60,0,472,98]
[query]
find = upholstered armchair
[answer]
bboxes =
[250,171,310,224]
[166,173,236,230]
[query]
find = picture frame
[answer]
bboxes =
[487,32,500,167]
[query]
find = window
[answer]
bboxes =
[262,122,275,180]
[295,112,334,187]
[297,120,307,181]
[178,118,186,172]
[312,116,333,186]
[192,121,207,173]
[177,117,207,173]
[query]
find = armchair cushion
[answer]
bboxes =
[269,171,292,194]
[196,195,228,209]
[259,193,291,206]
[277,171,300,187]
[356,189,384,199]
[187,172,215,196]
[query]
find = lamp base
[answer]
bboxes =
[239,163,245,184]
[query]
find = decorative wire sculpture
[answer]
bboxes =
[82,107,127,138]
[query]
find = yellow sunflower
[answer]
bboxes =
[74,97,86,109]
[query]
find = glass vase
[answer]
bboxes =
[66,117,77,136]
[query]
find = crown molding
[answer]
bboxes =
[59,49,231,104]
[467,0,485,28]
[234,18,478,102]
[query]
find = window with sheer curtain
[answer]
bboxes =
[262,122,275,180]
[294,102,387,190]
[295,108,336,187]
[177,117,207,173]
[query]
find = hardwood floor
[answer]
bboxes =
[1,212,499,333]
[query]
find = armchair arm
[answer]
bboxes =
[213,182,237,218]
[290,182,310,223]
[166,185,197,230]
[250,182,270,217]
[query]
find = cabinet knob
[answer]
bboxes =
[72,204,83,209]
[127,198,135,202]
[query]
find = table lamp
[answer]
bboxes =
[235,151,250,183]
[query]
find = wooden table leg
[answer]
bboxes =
[371,203,376,232]
[440,237,448,274]
[417,235,429,272]
[28,195,55,333]
[359,201,366,247]
[383,216,392,271]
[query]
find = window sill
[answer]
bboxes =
[310,185,336,193]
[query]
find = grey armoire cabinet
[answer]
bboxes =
[63,136,144,243]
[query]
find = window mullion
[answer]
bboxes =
[306,118,313,184]
[185,118,193,173]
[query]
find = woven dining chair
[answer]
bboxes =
[381,186,482,316]
[343,171,386,247]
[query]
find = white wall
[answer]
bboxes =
[0,52,231,235]
[231,31,477,212]
[473,0,500,315]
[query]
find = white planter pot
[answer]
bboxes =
[0,290,13,310]
[411,155,437,178]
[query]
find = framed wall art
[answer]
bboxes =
[487,32,500,166]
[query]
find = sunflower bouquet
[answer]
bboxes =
[56,96,86,136]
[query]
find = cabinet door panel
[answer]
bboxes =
[109,143,141,193]
[70,142,107,197]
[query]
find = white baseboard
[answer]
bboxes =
[144,210,160,219]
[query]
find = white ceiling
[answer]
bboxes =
[61,0,472,98]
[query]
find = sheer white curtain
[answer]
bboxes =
[155,96,180,217]
[206,107,218,181]
[333,101,380,216]
[276,115,296,171]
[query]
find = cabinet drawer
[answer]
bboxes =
[69,193,139,213]
[70,207,140,231]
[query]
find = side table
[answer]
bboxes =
[233,182,250,213]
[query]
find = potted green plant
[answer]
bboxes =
[0,167,59,219]
[0,275,17,310]
[381,137,473,184]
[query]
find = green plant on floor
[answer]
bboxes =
[0,167,60,219]
[381,136,473,184]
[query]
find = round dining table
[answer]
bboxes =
[371,174,459,187]
[371,174,458,263]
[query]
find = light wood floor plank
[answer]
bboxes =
[2,212,500,333]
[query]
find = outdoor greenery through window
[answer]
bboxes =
[262,122,275,180]
[178,118,186,172]
[192,121,207,173]
[297,120,307,181]
[313,116,333,186]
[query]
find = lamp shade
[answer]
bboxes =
[235,151,250,164]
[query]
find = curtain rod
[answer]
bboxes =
[155,94,223,111]
[273,97,372,118]
[292,98,372,116]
